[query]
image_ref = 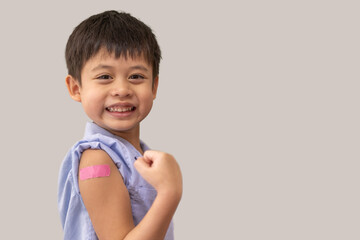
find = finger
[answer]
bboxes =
[143,150,160,162]
[134,157,151,173]
[138,155,153,165]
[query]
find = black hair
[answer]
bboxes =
[65,10,161,84]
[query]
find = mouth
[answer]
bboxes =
[106,106,136,113]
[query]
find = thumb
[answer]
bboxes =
[134,156,151,173]
[142,150,159,162]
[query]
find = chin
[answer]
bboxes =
[108,123,139,132]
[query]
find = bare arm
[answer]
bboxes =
[78,149,182,240]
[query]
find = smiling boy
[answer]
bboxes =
[67,50,157,152]
[58,11,182,240]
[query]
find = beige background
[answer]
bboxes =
[0,0,359,239]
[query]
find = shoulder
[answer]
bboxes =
[69,133,127,167]
[79,149,114,168]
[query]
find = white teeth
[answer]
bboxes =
[107,107,133,112]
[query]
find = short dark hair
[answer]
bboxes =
[65,10,161,84]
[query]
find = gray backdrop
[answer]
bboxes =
[0,0,359,239]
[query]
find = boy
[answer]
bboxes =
[58,10,182,240]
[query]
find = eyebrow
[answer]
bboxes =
[130,65,149,72]
[91,64,149,72]
[91,64,114,72]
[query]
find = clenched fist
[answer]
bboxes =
[134,150,183,200]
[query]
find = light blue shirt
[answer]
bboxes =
[58,122,174,240]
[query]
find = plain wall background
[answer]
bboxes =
[0,0,359,239]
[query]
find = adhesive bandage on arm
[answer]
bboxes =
[79,165,111,180]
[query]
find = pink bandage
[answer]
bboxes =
[79,165,111,180]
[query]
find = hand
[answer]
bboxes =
[134,150,183,199]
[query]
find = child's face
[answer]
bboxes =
[67,48,158,136]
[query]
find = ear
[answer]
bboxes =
[152,76,159,100]
[65,75,82,102]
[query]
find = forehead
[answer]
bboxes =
[83,48,151,71]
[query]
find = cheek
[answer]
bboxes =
[139,91,155,112]
[84,88,106,102]
[82,91,104,113]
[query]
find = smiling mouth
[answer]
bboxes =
[106,106,136,113]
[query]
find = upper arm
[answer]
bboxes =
[78,149,134,240]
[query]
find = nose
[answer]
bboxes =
[110,79,132,98]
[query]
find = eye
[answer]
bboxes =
[129,74,145,80]
[129,74,146,83]
[97,75,112,80]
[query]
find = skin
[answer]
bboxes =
[66,49,183,240]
